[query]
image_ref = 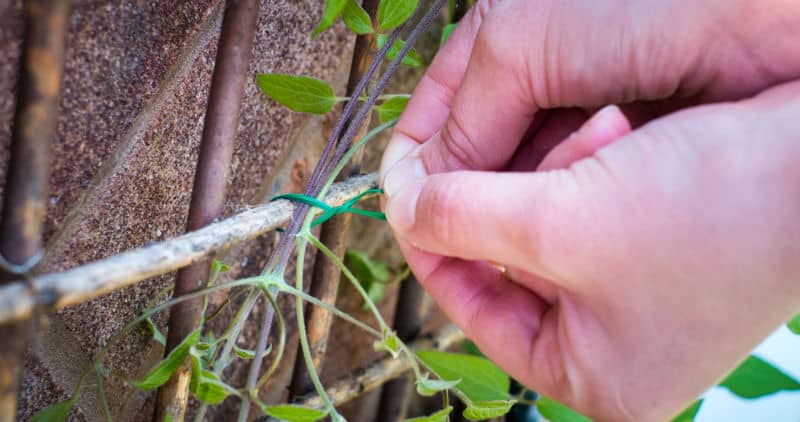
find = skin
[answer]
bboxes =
[378,1,800,421]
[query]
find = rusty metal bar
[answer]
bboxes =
[288,0,380,400]
[0,0,70,419]
[376,276,429,420]
[153,1,260,418]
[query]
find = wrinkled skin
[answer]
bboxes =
[379,1,800,420]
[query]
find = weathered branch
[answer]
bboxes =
[0,173,379,324]
[258,324,466,421]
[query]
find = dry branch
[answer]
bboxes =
[293,324,465,411]
[0,173,379,323]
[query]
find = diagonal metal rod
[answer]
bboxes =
[0,0,70,419]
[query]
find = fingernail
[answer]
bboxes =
[383,152,427,198]
[385,180,423,232]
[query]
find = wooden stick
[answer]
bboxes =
[0,174,379,323]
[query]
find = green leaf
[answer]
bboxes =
[345,250,390,283]
[536,397,591,422]
[211,259,230,273]
[788,313,800,335]
[440,23,456,47]
[374,329,400,358]
[31,396,78,422]
[365,280,387,308]
[256,74,337,115]
[134,329,200,390]
[416,373,460,396]
[671,399,703,422]
[191,369,238,404]
[463,400,515,420]
[377,0,419,31]
[145,317,166,346]
[265,404,328,422]
[375,95,409,123]
[377,35,422,67]
[405,406,453,422]
[234,344,257,359]
[417,350,510,402]
[460,341,485,358]
[313,0,348,36]
[342,0,373,35]
[720,355,800,398]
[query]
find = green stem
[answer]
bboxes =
[294,233,341,419]
[255,289,287,391]
[302,231,390,331]
[278,283,382,337]
[97,368,112,422]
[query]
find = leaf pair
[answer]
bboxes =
[314,0,419,36]
[416,350,516,420]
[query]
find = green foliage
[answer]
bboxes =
[234,344,257,359]
[211,259,230,274]
[144,317,166,346]
[374,328,401,358]
[190,369,239,404]
[30,395,78,422]
[134,329,200,390]
[788,313,800,335]
[536,397,592,422]
[344,250,391,307]
[377,0,419,31]
[440,23,456,46]
[671,399,703,422]
[460,341,485,358]
[313,0,348,36]
[256,74,337,114]
[342,0,373,35]
[463,400,516,420]
[377,34,423,67]
[265,404,328,422]
[720,355,800,398]
[376,95,410,123]
[405,406,453,422]
[417,350,510,402]
[416,373,460,396]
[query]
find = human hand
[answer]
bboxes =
[379,1,800,420]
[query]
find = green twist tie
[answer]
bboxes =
[271,188,386,231]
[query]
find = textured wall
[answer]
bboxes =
[0,0,360,420]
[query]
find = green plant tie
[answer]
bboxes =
[271,188,386,230]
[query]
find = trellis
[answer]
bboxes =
[0,0,464,421]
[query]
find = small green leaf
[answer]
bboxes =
[257,74,337,114]
[440,23,456,47]
[671,399,703,422]
[31,396,78,422]
[463,400,515,420]
[342,0,373,35]
[313,0,348,36]
[461,341,485,358]
[191,370,238,404]
[536,397,591,422]
[211,259,230,273]
[720,355,800,398]
[234,344,258,359]
[345,251,390,283]
[788,313,800,335]
[134,329,200,390]
[145,317,166,346]
[417,350,510,403]
[377,0,419,31]
[374,329,400,358]
[405,406,453,422]
[377,35,422,67]
[375,95,409,123]
[265,404,328,422]
[416,373,460,396]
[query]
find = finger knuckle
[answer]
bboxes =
[420,176,465,244]
[439,114,483,170]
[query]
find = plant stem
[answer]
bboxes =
[255,290,287,390]
[279,284,382,337]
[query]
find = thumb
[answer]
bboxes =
[385,169,587,280]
